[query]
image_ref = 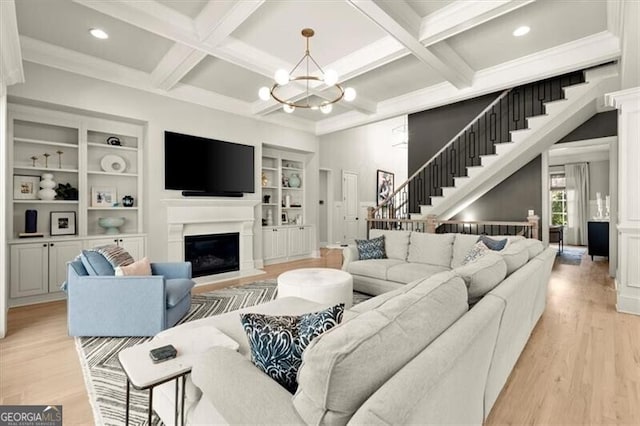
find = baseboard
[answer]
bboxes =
[9,292,66,308]
[616,292,640,316]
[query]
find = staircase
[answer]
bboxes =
[370,63,619,229]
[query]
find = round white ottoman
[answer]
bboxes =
[277,268,353,309]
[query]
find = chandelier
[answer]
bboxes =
[258,28,356,114]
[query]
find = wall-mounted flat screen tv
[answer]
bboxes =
[164,131,254,196]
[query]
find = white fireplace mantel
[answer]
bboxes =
[162,198,263,284]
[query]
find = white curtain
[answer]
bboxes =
[565,163,589,245]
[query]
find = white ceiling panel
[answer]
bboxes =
[15,0,174,73]
[446,0,608,70]
[181,56,273,102]
[155,0,209,18]
[231,0,387,66]
[406,0,457,18]
[344,55,444,103]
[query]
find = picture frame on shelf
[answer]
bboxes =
[376,170,394,206]
[281,211,289,224]
[92,186,117,207]
[50,211,76,236]
[13,175,40,200]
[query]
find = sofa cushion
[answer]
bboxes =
[293,271,468,425]
[386,263,449,284]
[240,304,344,394]
[407,232,454,267]
[520,238,544,260]
[454,253,507,305]
[355,235,386,260]
[499,241,529,275]
[346,259,405,281]
[451,234,482,268]
[478,235,508,251]
[166,278,195,308]
[369,230,411,260]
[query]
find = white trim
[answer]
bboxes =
[0,88,7,338]
[0,0,25,87]
[541,151,550,247]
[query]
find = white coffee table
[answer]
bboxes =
[277,268,353,308]
[118,326,238,425]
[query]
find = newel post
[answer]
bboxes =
[367,207,374,238]
[527,214,540,239]
[426,214,437,234]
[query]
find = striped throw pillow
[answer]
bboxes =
[91,244,134,269]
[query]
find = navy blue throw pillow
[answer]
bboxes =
[355,235,386,260]
[240,304,344,393]
[478,235,508,251]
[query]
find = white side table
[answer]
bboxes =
[118,326,238,425]
[277,267,354,308]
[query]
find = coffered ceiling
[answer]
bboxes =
[11,0,622,135]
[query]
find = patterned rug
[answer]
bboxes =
[76,279,370,425]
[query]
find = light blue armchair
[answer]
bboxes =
[66,259,195,337]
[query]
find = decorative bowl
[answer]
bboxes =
[98,217,125,234]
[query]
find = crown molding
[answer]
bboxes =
[315,31,621,135]
[0,0,24,87]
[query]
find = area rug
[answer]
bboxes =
[556,247,587,265]
[76,279,370,426]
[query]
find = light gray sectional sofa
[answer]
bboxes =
[150,231,555,425]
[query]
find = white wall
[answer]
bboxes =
[319,115,408,242]
[8,62,319,262]
[1,86,8,338]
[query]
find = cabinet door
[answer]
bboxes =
[83,237,119,249]
[10,243,49,298]
[118,236,145,260]
[303,226,314,254]
[262,229,274,260]
[48,240,83,293]
[274,228,288,258]
[288,227,304,256]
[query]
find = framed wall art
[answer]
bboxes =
[50,211,77,236]
[376,170,394,206]
[92,186,117,207]
[13,175,40,200]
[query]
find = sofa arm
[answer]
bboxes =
[67,276,166,336]
[191,347,305,424]
[341,246,359,271]
[151,262,192,279]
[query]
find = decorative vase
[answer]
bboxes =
[261,172,268,187]
[98,217,125,234]
[289,173,301,188]
[267,210,273,226]
[122,195,135,207]
[38,173,57,200]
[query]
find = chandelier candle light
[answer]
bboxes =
[258,28,356,114]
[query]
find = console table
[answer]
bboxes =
[587,221,609,260]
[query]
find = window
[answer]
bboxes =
[550,172,567,226]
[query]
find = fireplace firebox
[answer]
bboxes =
[184,233,239,278]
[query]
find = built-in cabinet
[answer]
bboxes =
[262,225,314,264]
[261,147,314,264]
[6,104,146,306]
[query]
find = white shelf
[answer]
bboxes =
[282,206,303,209]
[87,170,138,177]
[13,199,79,204]
[88,207,139,210]
[262,203,278,206]
[262,185,278,189]
[262,166,278,171]
[14,137,78,149]
[282,186,303,191]
[87,142,138,152]
[14,165,78,173]
[282,166,303,171]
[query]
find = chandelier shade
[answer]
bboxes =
[258,28,356,114]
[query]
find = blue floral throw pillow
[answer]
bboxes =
[478,235,508,251]
[355,235,386,260]
[240,304,344,393]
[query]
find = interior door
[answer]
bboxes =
[342,171,359,243]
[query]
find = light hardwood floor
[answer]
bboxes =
[1,249,638,425]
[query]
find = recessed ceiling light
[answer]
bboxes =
[89,28,109,39]
[513,26,530,37]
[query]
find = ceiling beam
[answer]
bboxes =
[348,0,474,89]
[419,0,535,45]
[151,0,264,90]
